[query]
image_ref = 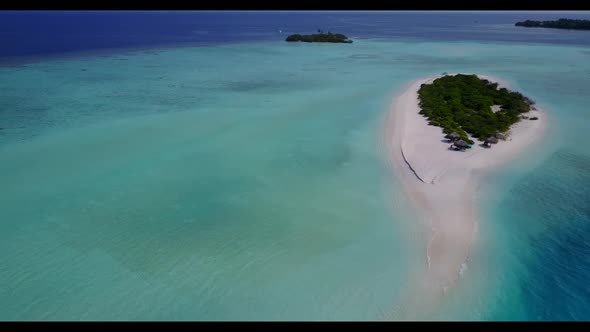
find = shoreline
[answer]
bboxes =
[384,73,547,318]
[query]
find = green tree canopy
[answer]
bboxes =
[285,33,352,43]
[515,18,590,30]
[417,74,533,144]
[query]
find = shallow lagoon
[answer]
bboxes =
[1,14,590,320]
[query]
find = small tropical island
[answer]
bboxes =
[417,74,535,148]
[387,74,546,302]
[285,31,353,43]
[515,18,590,30]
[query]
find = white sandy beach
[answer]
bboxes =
[384,74,547,318]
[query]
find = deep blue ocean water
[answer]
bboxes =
[3,11,590,61]
[1,11,590,320]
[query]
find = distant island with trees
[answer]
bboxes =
[515,18,590,30]
[285,30,352,43]
[417,74,535,146]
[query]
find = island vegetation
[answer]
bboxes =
[417,74,534,145]
[285,31,352,43]
[515,18,590,30]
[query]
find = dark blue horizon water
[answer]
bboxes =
[2,11,590,63]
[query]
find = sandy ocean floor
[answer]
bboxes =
[3,33,589,320]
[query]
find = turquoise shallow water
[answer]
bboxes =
[1,39,590,320]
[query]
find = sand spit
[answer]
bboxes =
[383,73,546,319]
